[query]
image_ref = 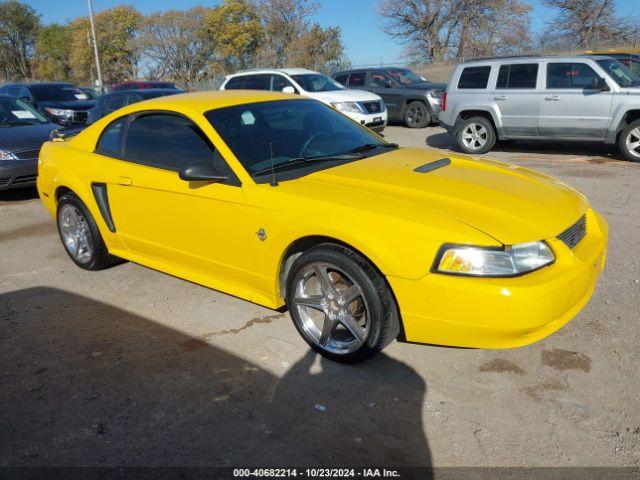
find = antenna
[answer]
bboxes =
[269,142,278,187]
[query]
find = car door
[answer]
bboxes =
[94,112,255,292]
[493,62,541,137]
[369,71,404,118]
[539,61,613,138]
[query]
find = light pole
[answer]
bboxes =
[87,0,103,90]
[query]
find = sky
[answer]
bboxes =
[22,0,639,66]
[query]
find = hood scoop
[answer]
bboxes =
[413,158,451,174]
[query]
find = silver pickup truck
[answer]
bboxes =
[438,55,640,162]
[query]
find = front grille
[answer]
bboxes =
[557,215,587,249]
[73,111,88,123]
[361,101,383,114]
[13,149,40,160]
[13,174,37,184]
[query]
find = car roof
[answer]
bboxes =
[229,68,316,77]
[334,67,409,74]
[111,90,302,115]
[458,55,616,66]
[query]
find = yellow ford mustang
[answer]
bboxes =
[37,91,607,363]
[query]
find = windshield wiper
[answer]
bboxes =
[344,143,398,154]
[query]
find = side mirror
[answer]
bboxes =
[179,161,227,183]
[282,86,296,94]
[593,77,610,91]
[385,80,394,88]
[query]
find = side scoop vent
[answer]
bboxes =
[413,158,451,174]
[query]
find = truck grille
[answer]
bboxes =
[73,111,88,123]
[361,101,383,114]
[557,215,587,249]
[13,149,40,160]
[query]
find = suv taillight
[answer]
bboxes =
[442,92,447,112]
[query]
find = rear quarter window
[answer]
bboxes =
[458,66,492,89]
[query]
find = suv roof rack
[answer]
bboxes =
[463,54,540,63]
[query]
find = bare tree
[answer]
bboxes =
[0,0,40,80]
[543,0,638,48]
[137,7,215,88]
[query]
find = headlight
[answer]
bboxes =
[331,101,363,114]
[44,107,74,118]
[0,150,17,160]
[435,241,554,277]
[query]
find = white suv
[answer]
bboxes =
[220,68,387,133]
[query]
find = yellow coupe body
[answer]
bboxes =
[37,91,607,356]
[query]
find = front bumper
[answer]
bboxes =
[346,111,388,133]
[388,209,608,348]
[0,159,38,190]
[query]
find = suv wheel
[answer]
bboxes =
[619,119,640,162]
[404,101,431,128]
[286,244,400,363]
[457,116,496,154]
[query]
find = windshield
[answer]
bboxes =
[290,74,344,92]
[613,56,640,77]
[387,68,425,85]
[0,97,50,126]
[30,84,90,102]
[205,99,391,182]
[596,59,640,87]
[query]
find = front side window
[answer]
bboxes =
[496,63,539,89]
[104,94,126,112]
[596,58,640,87]
[205,99,391,183]
[96,118,126,157]
[124,114,214,171]
[291,74,344,92]
[386,68,423,85]
[30,84,88,102]
[0,97,49,125]
[371,72,389,88]
[458,66,492,89]
[270,74,295,92]
[547,63,599,89]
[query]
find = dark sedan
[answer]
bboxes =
[87,88,180,124]
[0,82,96,126]
[0,95,57,191]
[333,67,446,128]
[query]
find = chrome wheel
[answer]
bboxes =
[461,122,488,150]
[58,204,93,263]
[406,104,426,127]
[625,127,640,159]
[292,262,370,355]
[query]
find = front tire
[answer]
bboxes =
[403,101,431,128]
[456,116,496,154]
[619,119,640,162]
[285,244,400,363]
[57,192,118,270]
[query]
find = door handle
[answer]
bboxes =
[544,95,560,101]
[493,95,507,101]
[117,176,132,186]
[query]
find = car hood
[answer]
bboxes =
[404,81,447,91]
[308,89,382,104]
[297,148,587,245]
[38,100,97,110]
[0,123,57,152]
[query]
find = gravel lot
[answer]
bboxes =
[1,126,639,469]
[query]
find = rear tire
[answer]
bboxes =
[619,119,640,162]
[285,244,400,363]
[456,116,496,154]
[403,101,431,128]
[57,192,119,270]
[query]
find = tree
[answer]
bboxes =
[204,0,264,72]
[289,24,350,73]
[0,0,40,80]
[542,0,637,49]
[34,23,72,81]
[137,7,215,88]
[69,5,141,85]
[258,0,319,67]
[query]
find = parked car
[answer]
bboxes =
[585,49,640,76]
[37,91,607,363]
[333,67,446,128]
[0,82,96,126]
[0,95,57,190]
[111,81,181,91]
[220,68,387,133]
[439,55,640,161]
[79,86,102,100]
[87,88,180,124]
